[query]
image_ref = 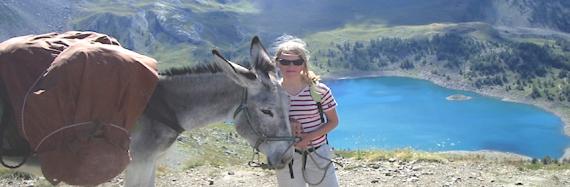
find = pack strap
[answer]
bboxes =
[288,159,294,178]
[34,121,129,152]
[309,84,322,103]
[309,83,325,123]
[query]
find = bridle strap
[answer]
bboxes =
[233,88,298,168]
[233,88,248,119]
[233,88,297,146]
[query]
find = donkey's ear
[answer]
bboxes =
[212,49,257,87]
[250,36,277,81]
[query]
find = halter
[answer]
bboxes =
[233,88,298,169]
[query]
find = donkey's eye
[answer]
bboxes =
[260,109,274,117]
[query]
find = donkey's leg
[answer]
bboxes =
[125,116,179,187]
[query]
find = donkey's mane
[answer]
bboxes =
[160,63,223,76]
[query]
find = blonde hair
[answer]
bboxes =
[272,35,320,85]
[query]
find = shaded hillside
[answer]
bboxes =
[245,0,493,37]
[0,0,73,40]
[492,0,570,33]
[69,0,254,69]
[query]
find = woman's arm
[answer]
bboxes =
[295,108,339,149]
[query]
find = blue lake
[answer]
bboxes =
[325,76,570,158]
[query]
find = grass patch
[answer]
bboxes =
[335,148,447,163]
[305,23,445,49]
[438,152,488,161]
[79,0,138,16]
[516,162,570,171]
[176,123,252,170]
[80,0,258,15]
[0,168,52,186]
[153,43,203,70]
[304,22,503,51]
[508,37,558,47]
[0,168,33,179]
[177,0,258,14]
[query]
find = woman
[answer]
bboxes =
[273,35,340,187]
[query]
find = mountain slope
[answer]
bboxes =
[0,0,73,40]
[492,0,570,33]
[1,0,569,107]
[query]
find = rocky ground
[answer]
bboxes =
[163,161,569,187]
[1,124,568,187]
[2,151,569,187]
[150,154,570,187]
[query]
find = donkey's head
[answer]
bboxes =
[213,36,293,169]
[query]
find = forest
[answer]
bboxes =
[313,33,570,103]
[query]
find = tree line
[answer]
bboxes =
[313,33,570,103]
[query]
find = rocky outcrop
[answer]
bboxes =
[144,3,204,45]
[491,0,570,33]
[73,12,154,51]
[69,2,247,56]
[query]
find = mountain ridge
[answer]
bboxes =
[1,0,569,118]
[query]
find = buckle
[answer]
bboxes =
[295,145,322,154]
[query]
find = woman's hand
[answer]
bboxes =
[290,118,310,149]
[295,134,312,149]
[290,118,302,137]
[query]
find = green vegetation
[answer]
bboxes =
[0,169,31,179]
[80,0,257,15]
[175,123,252,170]
[518,156,570,171]
[0,169,52,186]
[336,148,446,163]
[178,0,258,14]
[521,162,570,171]
[152,43,207,70]
[78,0,141,16]
[304,23,570,105]
[336,149,570,172]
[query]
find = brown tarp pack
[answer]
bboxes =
[0,31,158,185]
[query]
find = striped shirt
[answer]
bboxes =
[288,82,337,148]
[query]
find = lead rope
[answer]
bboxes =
[300,148,344,186]
[246,131,297,169]
[299,82,343,185]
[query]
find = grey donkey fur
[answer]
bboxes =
[124,36,294,187]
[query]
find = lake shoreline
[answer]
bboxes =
[320,70,570,160]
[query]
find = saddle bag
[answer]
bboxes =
[0,31,158,185]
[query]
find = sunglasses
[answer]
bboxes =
[278,58,304,66]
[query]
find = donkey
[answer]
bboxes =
[123,36,295,187]
[1,36,294,186]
